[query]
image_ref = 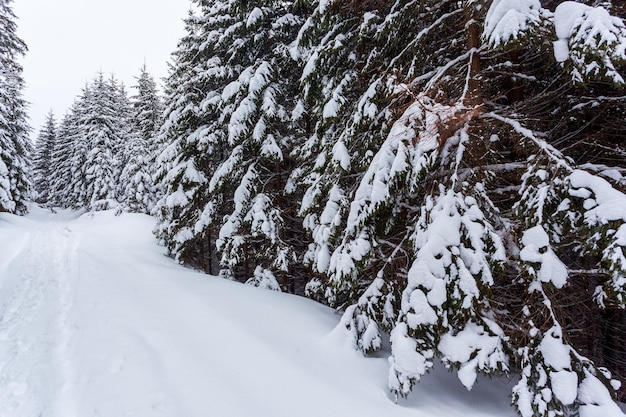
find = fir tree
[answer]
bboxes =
[153,5,218,271]
[155,0,307,288]
[32,111,57,203]
[81,72,121,210]
[110,78,135,201]
[56,97,90,209]
[201,0,306,290]
[0,0,31,214]
[119,65,162,213]
[132,64,163,161]
[49,106,77,208]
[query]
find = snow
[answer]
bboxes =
[389,323,432,376]
[291,99,305,121]
[209,145,243,193]
[354,79,379,124]
[309,184,345,274]
[538,326,571,372]
[164,185,190,208]
[246,7,264,28]
[579,370,626,417]
[406,290,438,327]
[260,134,283,160]
[569,169,626,224]
[249,62,272,97]
[553,2,594,63]
[553,2,626,83]
[483,0,545,47]
[246,265,280,291]
[551,370,578,405]
[520,225,568,289]
[228,97,257,144]
[245,193,279,242]
[318,0,331,13]
[322,73,353,120]
[322,98,340,119]
[301,50,319,82]
[221,80,241,102]
[438,322,508,390]
[0,205,606,417]
[331,140,350,171]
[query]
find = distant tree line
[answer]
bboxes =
[3,0,626,415]
[32,67,162,213]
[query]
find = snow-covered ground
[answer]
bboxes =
[0,206,573,416]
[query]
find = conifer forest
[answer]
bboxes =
[2,0,626,415]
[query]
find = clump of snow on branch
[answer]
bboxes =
[245,193,281,244]
[438,321,507,390]
[483,0,546,47]
[246,265,281,291]
[567,170,626,306]
[484,1,626,84]
[553,2,626,84]
[339,276,391,355]
[519,225,568,289]
[513,323,579,417]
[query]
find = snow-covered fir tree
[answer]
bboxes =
[32,111,57,203]
[80,73,121,210]
[132,64,163,161]
[119,65,163,213]
[155,0,308,290]
[0,0,31,214]
[153,5,220,271]
[49,99,86,208]
[110,78,136,202]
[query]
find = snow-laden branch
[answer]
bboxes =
[485,112,572,171]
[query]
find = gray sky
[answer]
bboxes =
[13,0,192,139]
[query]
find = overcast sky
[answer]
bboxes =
[13,0,193,139]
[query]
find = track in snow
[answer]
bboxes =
[0,218,80,417]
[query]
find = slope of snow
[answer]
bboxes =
[1,205,522,417]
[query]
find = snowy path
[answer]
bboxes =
[0,215,80,416]
[0,207,519,417]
